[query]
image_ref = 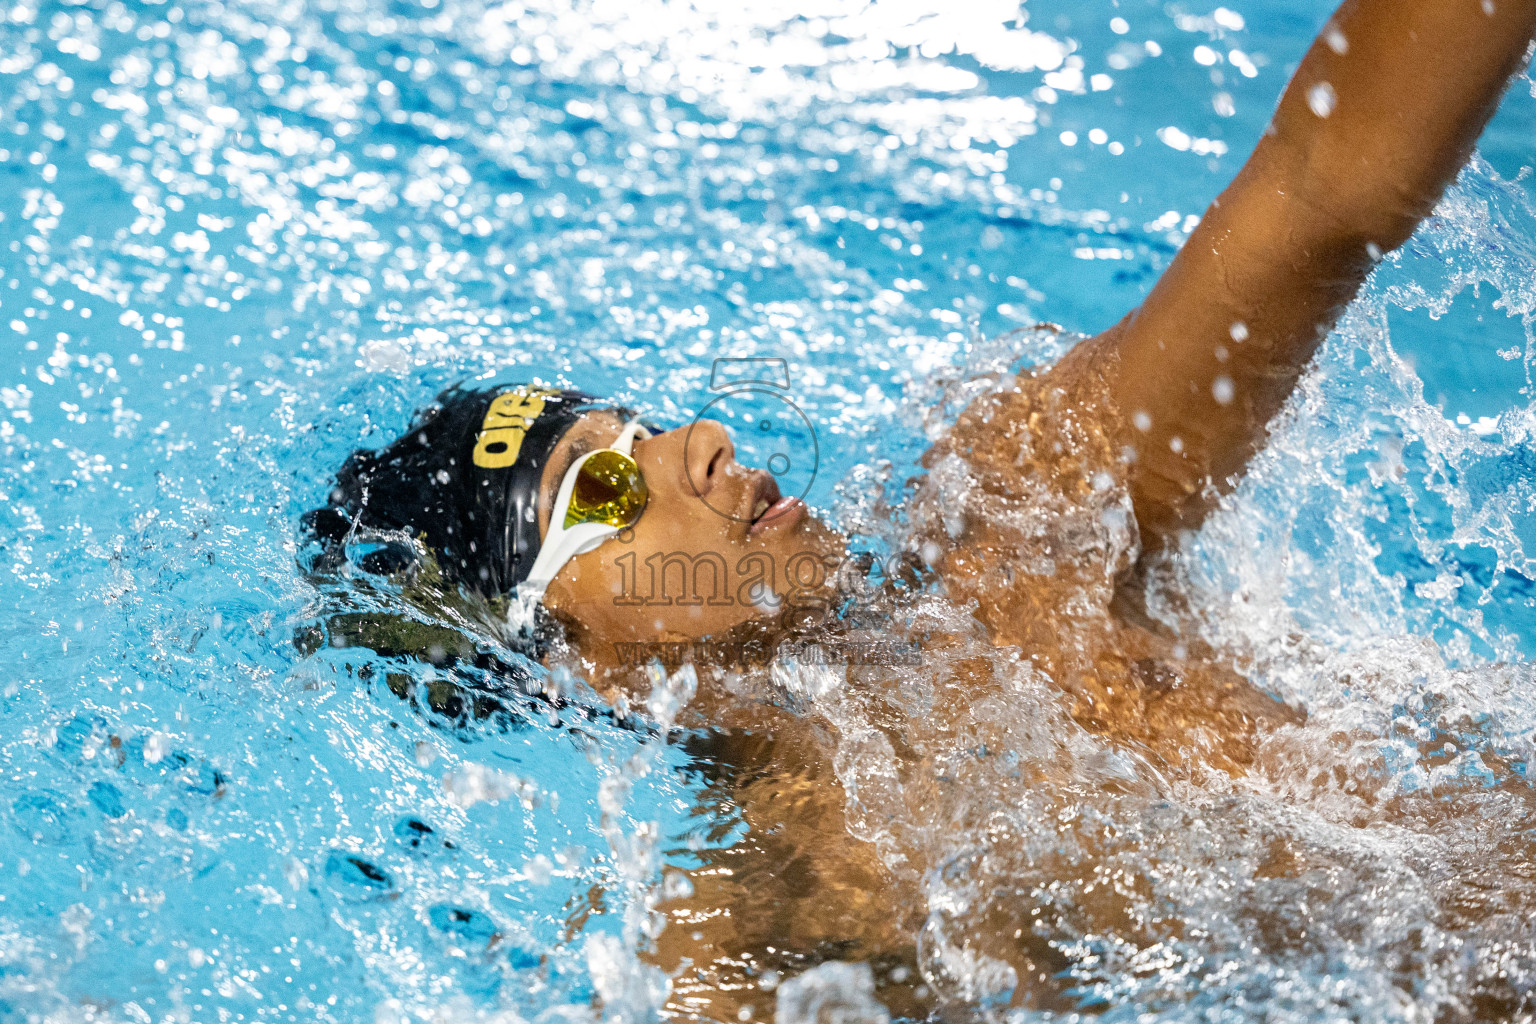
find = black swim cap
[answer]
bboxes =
[304,384,631,597]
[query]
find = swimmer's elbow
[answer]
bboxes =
[1244,134,1440,274]
[1297,158,1450,263]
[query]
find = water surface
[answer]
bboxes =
[3,0,1536,1020]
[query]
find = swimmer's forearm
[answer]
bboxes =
[1092,0,1536,550]
[1263,0,1536,251]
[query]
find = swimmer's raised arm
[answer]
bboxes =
[1082,0,1536,550]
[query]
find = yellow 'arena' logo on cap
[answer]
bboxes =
[473,387,559,469]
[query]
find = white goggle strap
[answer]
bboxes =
[612,419,650,455]
[520,419,651,603]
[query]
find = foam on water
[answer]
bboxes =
[793,161,1536,1020]
[1,0,1535,1020]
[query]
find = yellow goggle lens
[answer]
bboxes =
[564,449,648,531]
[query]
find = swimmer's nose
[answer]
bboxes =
[683,419,734,498]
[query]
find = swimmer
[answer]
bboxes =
[305,0,1536,1016]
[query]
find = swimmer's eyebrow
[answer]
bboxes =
[546,437,595,502]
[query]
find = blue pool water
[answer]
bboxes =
[3,0,1536,1020]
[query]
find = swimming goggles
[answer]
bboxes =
[522,419,650,601]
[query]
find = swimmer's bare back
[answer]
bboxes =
[1054,0,1536,549]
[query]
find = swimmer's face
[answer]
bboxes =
[534,409,844,656]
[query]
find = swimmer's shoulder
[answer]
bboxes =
[922,332,1126,496]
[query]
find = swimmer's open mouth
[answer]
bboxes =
[745,471,805,535]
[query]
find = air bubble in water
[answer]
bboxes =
[775,962,889,1024]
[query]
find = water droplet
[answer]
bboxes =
[1306,82,1337,118]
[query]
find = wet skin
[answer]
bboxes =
[517,0,1536,1017]
[535,410,844,663]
